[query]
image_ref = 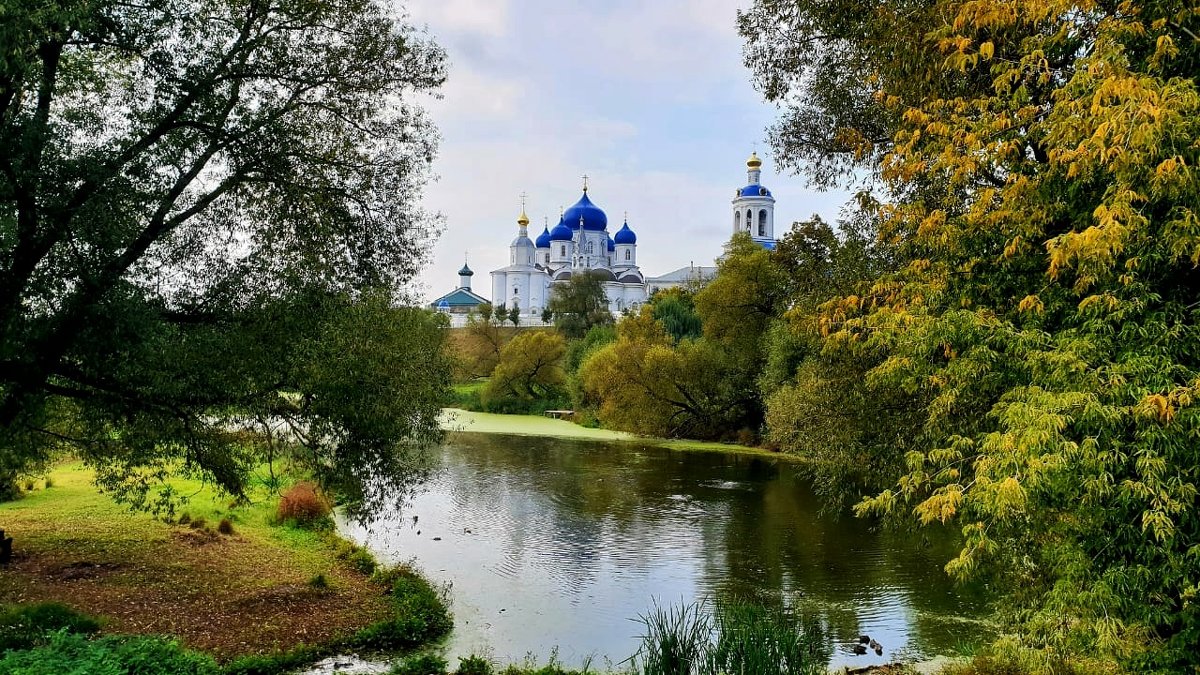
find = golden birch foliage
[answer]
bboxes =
[790,0,1200,669]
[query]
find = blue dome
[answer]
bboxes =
[535,225,551,248]
[563,191,607,231]
[614,221,637,245]
[549,217,573,241]
[606,236,616,252]
[739,184,772,198]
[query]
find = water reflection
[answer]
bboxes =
[340,433,990,668]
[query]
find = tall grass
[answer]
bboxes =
[632,600,829,675]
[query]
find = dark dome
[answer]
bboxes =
[549,216,573,241]
[563,191,607,231]
[535,226,552,248]
[614,221,637,245]
[738,184,772,198]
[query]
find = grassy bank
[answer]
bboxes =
[0,462,450,670]
[439,408,803,463]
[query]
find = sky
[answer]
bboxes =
[406,0,852,303]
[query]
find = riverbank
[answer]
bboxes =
[439,408,802,462]
[0,461,449,669]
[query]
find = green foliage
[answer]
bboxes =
[649,289,702,343]
[632,600,828,675]
[0,603,100,653]
[546,272,614,339]
[0,631,218,675]
[220,644,328,675]
[456,655,495,675]
[390,653,449,675]
[746,0,1200,669]
[565,325,618,374]
[482,331,570,410]
[0,0,448,517]
[580,310,755,439]
[354,567,452,650]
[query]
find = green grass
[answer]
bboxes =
[0,461,450,665]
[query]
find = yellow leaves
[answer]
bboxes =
[915,485,963,525]
[1003,236,1024,259]
[917,211,945,238]
[1018,294,1044,315]
[979,41,994,60]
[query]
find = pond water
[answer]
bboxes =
[338,432,990,670]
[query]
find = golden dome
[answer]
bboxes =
[517,210,530,226]
[746,151,762,169]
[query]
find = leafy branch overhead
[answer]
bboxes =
[0,0,450,513]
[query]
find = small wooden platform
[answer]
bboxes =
[544,410,575,419]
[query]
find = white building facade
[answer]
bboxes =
[486,153,778,317]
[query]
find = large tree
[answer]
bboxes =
[745,0,1200,670]
[0,0,448,511]
[545,271,613,339]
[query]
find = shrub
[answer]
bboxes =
[276,481,331,527]
[354,567,452,650]
[308,574,328,589]
[43,477,52,489]
[223,644,327,675]
[217,518,235,535]
[0,632,218,675]
[390,653,448,675]
[456,655,494,675]
[177,512,192,525]
[0,603,100,652]
[346,547,377,575]
[22,481,34,492]
[189,517,207,530]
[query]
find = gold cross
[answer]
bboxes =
[519,191,528,211]
[581,174,589,191]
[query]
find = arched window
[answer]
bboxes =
[746,209,753,230]
[587,241,594,254]
[625,249,631,261]
[758,210,767,236]
[560,245,566,256]
[734,211,741,230]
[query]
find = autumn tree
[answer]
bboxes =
[482,331,569,410]
[0,0,447,510]
[745,0,1200,669]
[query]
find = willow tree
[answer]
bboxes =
[744,0,1200,670]
[0,0,448,513]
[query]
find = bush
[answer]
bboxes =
[390,653,449,675]
[0,631,217,675]
[0,603,100,652]
[308,574,328,589]
[276,481,332,527]
[43,477,52,489]
[177,512,192,525]
[223,644,327,675]
[217,518,235,535]
[346,547,377,575]
[354,567,452,650]
[456,655,494,675]
[188,517,207,530]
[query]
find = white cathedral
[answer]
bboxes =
[432,152,778,319]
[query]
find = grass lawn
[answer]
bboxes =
[0,462,395,661]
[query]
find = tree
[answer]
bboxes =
[648,288,702,342]
[580,309,752,439]
[454,310,509,380]
[546,271,613,338]
[694,233,790,361]
[0,0,447,510]
[507,303,520,327]
[482,331,568,407]
[747,0,1200,669]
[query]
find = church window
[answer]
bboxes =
[560,245,566,256]
[746,209,752,230]
[735,211,741,229]
[625,249,631,261]
[758,209,767,236]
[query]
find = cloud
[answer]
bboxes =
[408,0,512,38]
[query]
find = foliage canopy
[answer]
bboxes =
[0,0,449,513]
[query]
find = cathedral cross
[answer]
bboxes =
[581,174,589,192]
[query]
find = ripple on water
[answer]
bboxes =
[338,433,991,669]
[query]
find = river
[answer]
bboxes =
[337,429,990,671]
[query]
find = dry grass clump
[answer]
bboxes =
[276,482,331,527]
